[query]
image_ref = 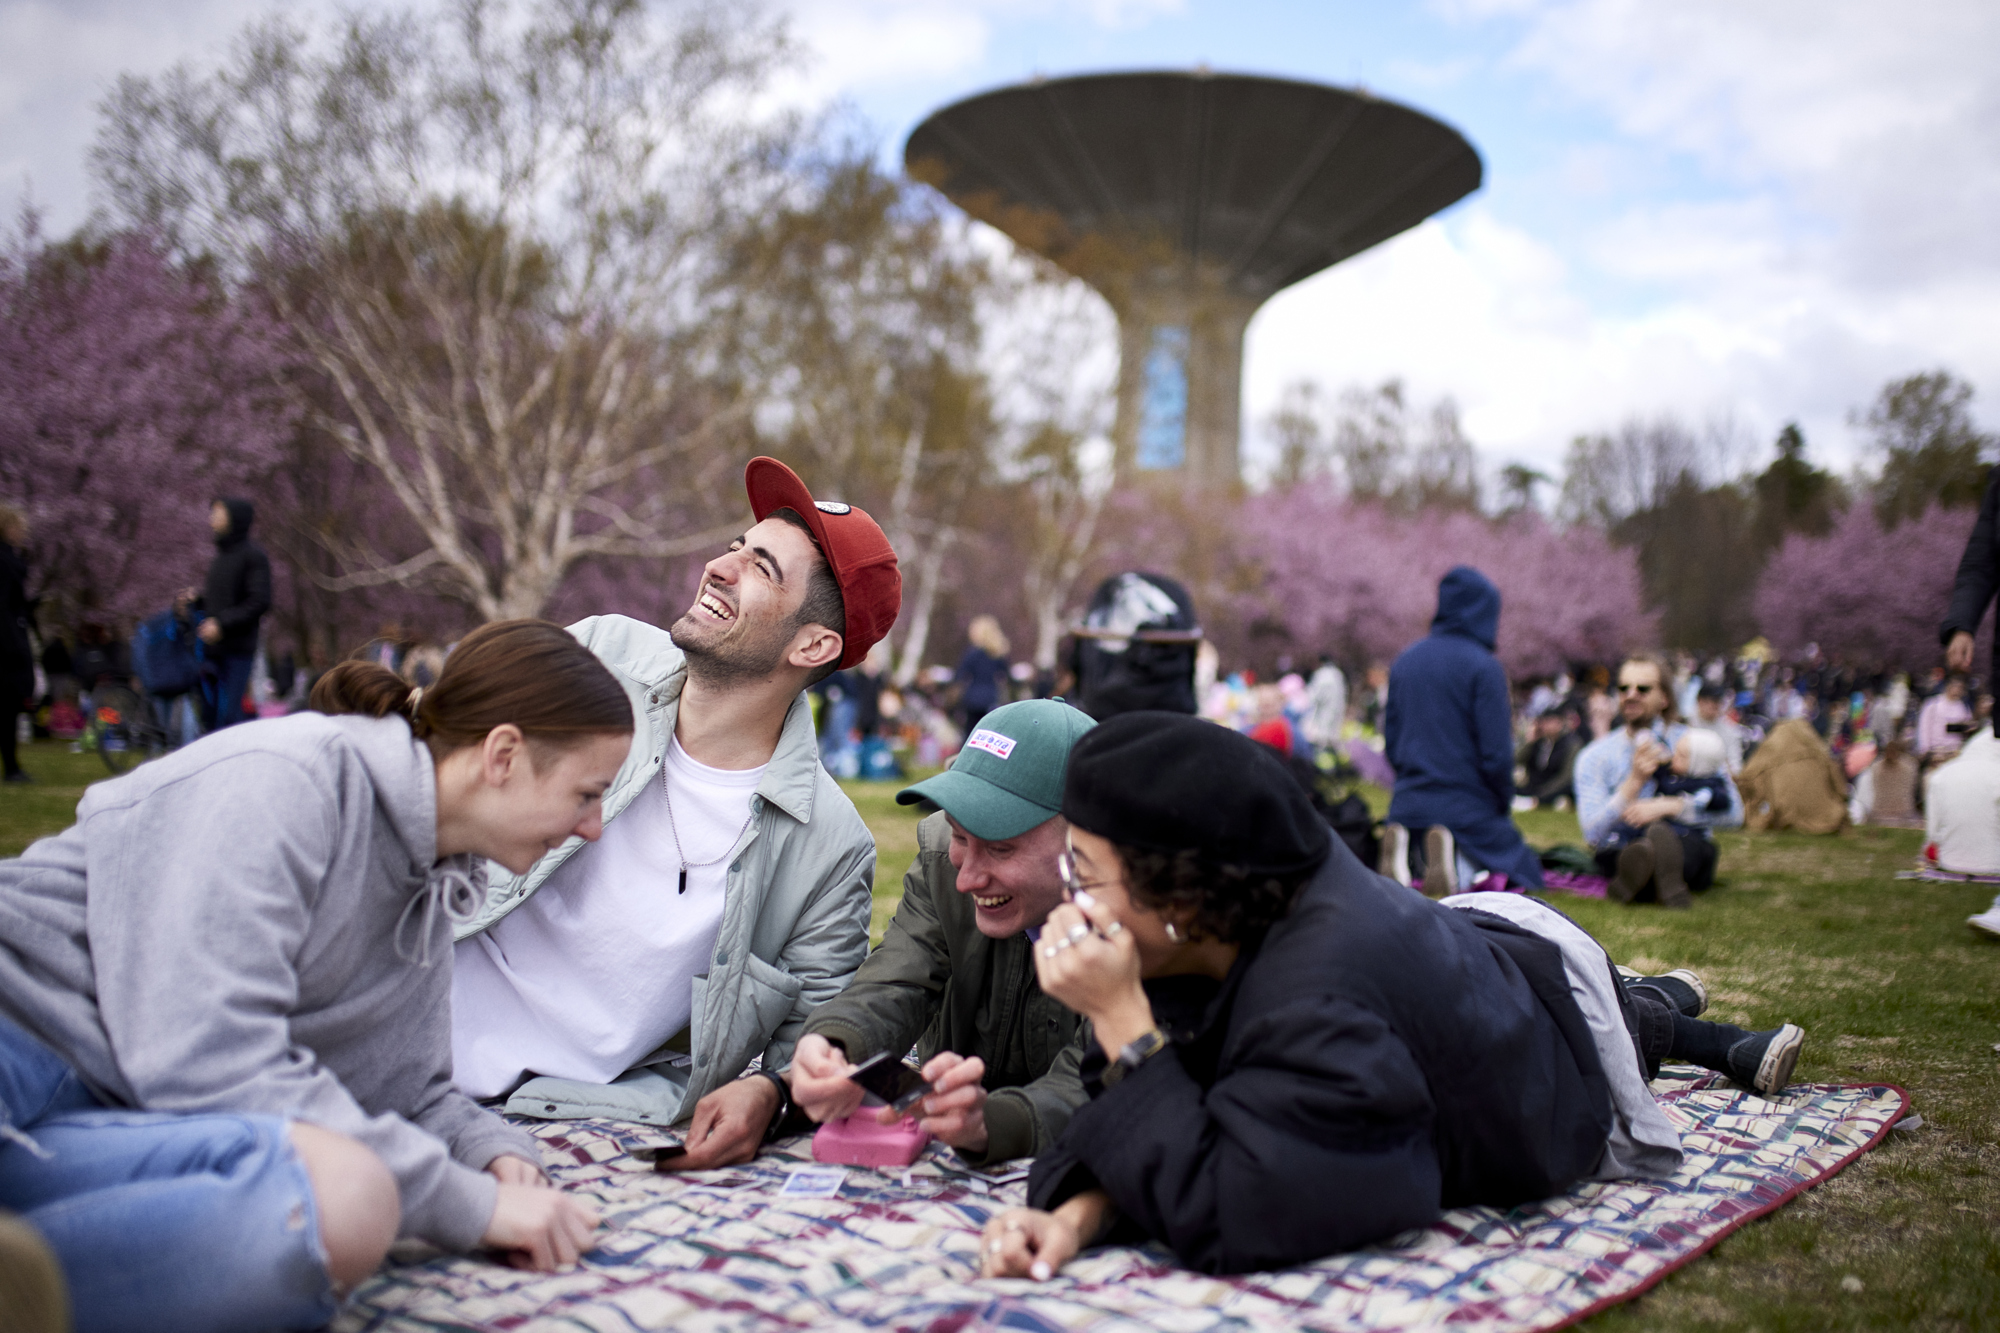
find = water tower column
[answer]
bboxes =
[1110,282,1256,489]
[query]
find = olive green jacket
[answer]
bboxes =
[801,810,1089,1165]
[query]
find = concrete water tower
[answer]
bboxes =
[905,71,1482,487]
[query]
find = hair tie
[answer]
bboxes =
[406,685,425,717]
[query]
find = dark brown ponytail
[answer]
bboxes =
[311,618,632,758]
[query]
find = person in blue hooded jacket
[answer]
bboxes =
[1381,567,1543,894]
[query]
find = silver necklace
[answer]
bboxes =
[662,760,757,895]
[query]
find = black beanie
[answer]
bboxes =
[1062,712,1332,877]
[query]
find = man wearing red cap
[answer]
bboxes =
[450,459,902,1168]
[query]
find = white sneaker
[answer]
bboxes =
[1379,823,1412,888]
[1967,909,2000,938]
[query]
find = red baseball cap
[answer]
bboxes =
[744,457,902,669]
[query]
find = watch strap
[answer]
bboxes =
[752,1068,793,1143]
[1102,1027,1170,1087]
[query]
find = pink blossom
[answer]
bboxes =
[1242,484,1657,676]
[1753,502,1976,670]
[0,234,295,625]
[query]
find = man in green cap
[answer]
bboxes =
[787,698,1096,1164]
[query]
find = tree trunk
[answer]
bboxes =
[894,528,958,688]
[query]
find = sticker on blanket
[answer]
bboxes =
[781,1168,847,1198]
[964,729,1016,760]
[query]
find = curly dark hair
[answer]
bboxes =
[1109,844,1312,947]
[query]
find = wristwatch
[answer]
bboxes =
[752,1068,794,1143]
[1101,1027,1170,1088]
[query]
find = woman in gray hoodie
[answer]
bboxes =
[0,618,633,1333]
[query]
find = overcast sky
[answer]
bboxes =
[5,0,1996,481]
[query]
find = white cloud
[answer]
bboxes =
[1241,0,2000,483]
[0,0,275,234]
[783,1,991,101]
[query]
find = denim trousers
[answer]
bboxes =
[205,651,259,730]
[0,1011,338,1333]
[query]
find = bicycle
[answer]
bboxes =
[83,681,172,775]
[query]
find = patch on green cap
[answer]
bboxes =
[896,698,1097,841]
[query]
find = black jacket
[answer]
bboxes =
[199,499,272,658]
[1518,730,1584,804]
[0,542,32,700]
[1028,847,1613,1274]
[1944,469,2000,728]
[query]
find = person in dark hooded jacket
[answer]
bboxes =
[193,498,272,729]
[1382,566,1543,892]
[974,715,1805,1279]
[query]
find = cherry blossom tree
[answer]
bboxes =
[0,230,294,627]
[1753,501,1976,670]
[1244,484,1656,677]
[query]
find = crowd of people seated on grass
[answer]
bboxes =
[21,449,2000,1329]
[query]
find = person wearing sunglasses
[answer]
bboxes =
[977,713,1804,1280]
[785,699,1098,1164]
[1573,653,1743,907]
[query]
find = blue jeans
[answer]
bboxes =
[206,652,258,730]
[0,1012,337,1333]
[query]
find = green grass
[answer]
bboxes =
[839,770,937,946]
[12,750,1997,1326]
[0,739,116,858]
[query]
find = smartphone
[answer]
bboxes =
[613,1130,687,1164]
[846,1051,933,1114]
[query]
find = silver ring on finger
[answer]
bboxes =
[1066,923,1090,943]
[1053,936,1074,952]
[1041,944,1060,959]
[1105,921,1124,936]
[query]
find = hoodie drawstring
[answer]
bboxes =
[394,857,488,967]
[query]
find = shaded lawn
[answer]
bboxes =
[8,747,1996,1328]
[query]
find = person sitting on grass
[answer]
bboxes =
[1574,653,1742,909]
[1516,707,1583,808]
[0,620,628,1333]
[1916,725,2000,937]
[1597,729,1737,858]
[976,714,1805,1279]
[787,698,1098,1163]
[1381,566,1545,896]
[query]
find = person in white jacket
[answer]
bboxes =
[1922,727,2000,936]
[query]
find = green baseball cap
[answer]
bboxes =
[896,698,1097,840]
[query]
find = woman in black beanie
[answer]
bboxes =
[977,713,1804,1278]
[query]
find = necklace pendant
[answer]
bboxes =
[678,867,688,896]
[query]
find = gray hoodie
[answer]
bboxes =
[0,712,538,1251]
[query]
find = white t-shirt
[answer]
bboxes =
[451,737,765,1099]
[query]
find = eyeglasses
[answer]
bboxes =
[1056,848,1114,901]
[1616,683,1656,695]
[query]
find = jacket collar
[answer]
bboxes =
[650,653,823,826]
[756,692,823,824]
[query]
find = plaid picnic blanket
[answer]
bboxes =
[337,1073,1906,1333]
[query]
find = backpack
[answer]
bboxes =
[133,609,202,696]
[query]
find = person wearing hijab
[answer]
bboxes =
[978,714,1807,1278]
